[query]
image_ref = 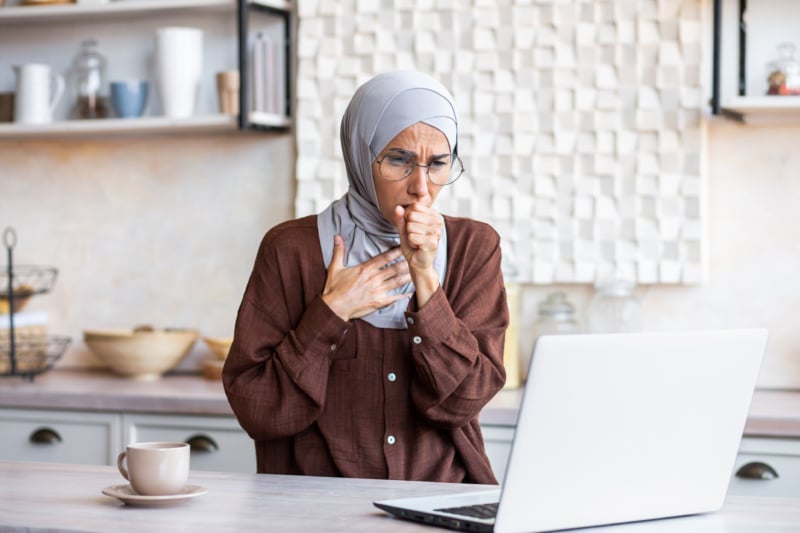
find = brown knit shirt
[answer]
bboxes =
[223,214,508,484]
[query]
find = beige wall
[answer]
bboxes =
[0,133,294,371]
[517,119,800,389]
[1,120,798,387]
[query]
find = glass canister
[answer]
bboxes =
[522,292,580,381]
[70,39,110,119]
[766,42,800,96]
[501,258,521,389]
[585,279,643,333]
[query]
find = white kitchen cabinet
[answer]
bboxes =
[123,412,256,473]
[479,428,800,496]
[0,0,292,137]
[0,407,120,466]
[0,407,254,473]
[481,424,515,484]
[728,437,800,498]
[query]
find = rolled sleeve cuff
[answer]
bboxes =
[293,296,353,361]
[280,297,352,391]
[404,287,456,345]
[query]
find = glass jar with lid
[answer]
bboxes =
[522,292,580,381]
[766,42,800,96]
[585,279,643,333]
[69,39,110,119]
[501,258,522,389]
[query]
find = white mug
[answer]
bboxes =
[155,27,203,119]
[117,441,190,496]
[13,64,64,124]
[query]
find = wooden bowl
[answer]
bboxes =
[84,328,197,381]
[202,336,232,360]
[201,358,224,381]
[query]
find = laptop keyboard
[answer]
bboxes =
[434,502,499,520]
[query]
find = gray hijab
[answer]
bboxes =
[317,70,458,329]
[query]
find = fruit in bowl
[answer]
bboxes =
[0,284,35,314]
[83,326,198,381]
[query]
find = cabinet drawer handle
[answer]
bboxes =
[735,461,779,480]
[186,434,219,453]
[29,427,63,445]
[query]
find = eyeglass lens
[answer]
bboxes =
[379,150,463,185]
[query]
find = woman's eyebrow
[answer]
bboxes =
[384,147,450,159]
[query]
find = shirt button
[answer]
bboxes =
[407,316,415,325]
[387,372,397,382]
[412,336,422,345]
[330,344,336,351]
[387,435,396,445]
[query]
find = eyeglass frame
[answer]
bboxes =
[371,147,465,186]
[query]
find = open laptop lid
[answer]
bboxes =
[495,329,767,533]
[374,329,767,533]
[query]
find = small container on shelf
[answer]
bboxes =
[69,39,111,119]
[501,260,522,389]
[1,227,70,380]
[522,292,580,381]
[766,43,800,96]
[586,279,643,334]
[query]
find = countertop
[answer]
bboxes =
[1,460,799,532]
[1,370,799,437]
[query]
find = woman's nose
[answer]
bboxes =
[407,165,429,197]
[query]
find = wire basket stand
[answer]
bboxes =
[1,227,71,381]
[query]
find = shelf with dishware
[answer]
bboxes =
[712,0,800,124]
[0,0,292,137]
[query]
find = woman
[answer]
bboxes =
[223,70,508,484]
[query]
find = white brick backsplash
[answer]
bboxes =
[296,0,705,284]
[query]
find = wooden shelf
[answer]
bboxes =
[720,96,800,125]
[0,114,290,138]
[248,110,290,129]
[0,0,290,24]
[0,0,292,137]
[0,114,285,138]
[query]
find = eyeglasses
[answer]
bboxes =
[373,148,465,186]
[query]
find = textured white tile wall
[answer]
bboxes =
[295,0,706,285]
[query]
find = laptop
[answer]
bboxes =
[374,329,767,533]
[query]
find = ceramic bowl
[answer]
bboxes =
[84,327,198,381]
[202,336,233,360]
[201,358,225,381]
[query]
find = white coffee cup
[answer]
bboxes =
[13,63,65,124]
[117,441,190,496]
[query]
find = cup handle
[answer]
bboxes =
[50,73,65,114]
[117,450,130,481]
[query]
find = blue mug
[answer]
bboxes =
[110,80,148,118]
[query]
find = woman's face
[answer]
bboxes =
[371,122,450,224]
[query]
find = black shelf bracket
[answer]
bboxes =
[712,0,748,115]
[237,0,292,131]
[712,0,722,114]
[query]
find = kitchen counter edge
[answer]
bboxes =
[0,369,798,437]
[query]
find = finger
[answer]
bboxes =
[386,271,412,289]
[382,260,410,281]
[365,246,404,269]
[393,205,407,236]
[404,220,441,239]
[330,234,345,271]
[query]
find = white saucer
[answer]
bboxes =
[102,484,207,507]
